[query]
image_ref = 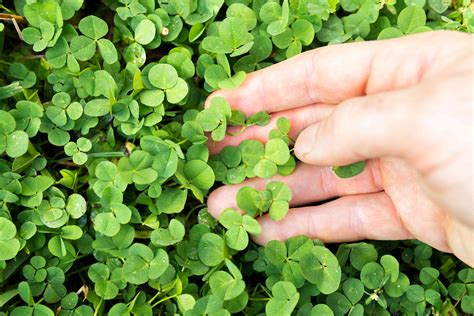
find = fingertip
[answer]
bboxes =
[294,123,320,164]
[206,185,241,219]
[205,90,235,109]
[204,91,222,108]
[251,215,288,245]
[250,218,272,245]
[206,188,223,219]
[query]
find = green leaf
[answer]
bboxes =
[61,225,83,240]
[343,278,364,305]
[85,98,110,117]
[381,255,399,282]
[378,27,404,40]
[210,271,245,301]
[94,212,121,236]
[0,239,21,260]
[184,159,215,190]
[225,226,249,250]
[406,284,425,302]
[269,200,289,221]
[79,16,108,40]
[65,194,87,219]
[166,78,189,103]
[384,272,410,298]
[266,281,299,316]
[198,233,226,266]
[254,159,277,178]
[70,35,96,61]
[227,4,257,31]
[148,64,179,90]
[301,246,342,294]
[267,181,292,201]
[97,39,118,64]
[202,36,232,54]
[397,6,426,34]
[151,219,185,246]
[360,262,385,289]
[326,292,352,315]
[0,217,17,240]
[123,256,149,284]
[155,189,187,214]
[265,138,290,165]
[428,0,450,13]
[462,295,474,314]
[311,304,334,316]
[265,240,287,265]
[0,110,16,134]
[217,71,247,90]
[419,267,439,285]
[6,131,29,158]
[332,161,366,178]
[135,19,156,45]
[348,242,378,270]
[236,186,259,215]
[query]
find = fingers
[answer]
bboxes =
[445,217,474,267]
[207,160,383,218]
[208,104,334,155]
[294,86,422,167]
[251,192,413,245]
[207,31,462,115]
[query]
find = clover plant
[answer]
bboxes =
[0,0,473,315]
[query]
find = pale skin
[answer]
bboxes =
[205,31,474,267]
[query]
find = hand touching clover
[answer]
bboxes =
[206,31,474,267]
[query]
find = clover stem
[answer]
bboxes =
[93,299,103,316]
[88,151,126,158]
[177,139,188,145]
[66,265,91,277]
[151,294,177,308]
[147,291,162,305]
[249,298,271,301]
[450,290,466,312]
[184,203,205,222]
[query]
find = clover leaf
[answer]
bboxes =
[151,219,185,246]
[236,181,292,220]
[266,281,299,315]
[333,161,366,178]
[218,208,261,250]
[0,217,21,261]
[64,137,92,165]
[196,96,232,141]
[300,246,342,294]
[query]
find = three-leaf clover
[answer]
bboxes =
[122,243,169,284]
[266,281,300,315]
[64,137,92,165]
[196,96,232,141]
[236,181,292,220]
[218,208,261,250]
[147,63,189,104]
[202,17,254,57]
[71,16,118,64]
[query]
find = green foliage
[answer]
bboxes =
[237,181,292,220]
[332,161,366,178]
[0,0,472,315]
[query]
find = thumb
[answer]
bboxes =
[294,86,424,166]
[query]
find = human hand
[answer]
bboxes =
[206,31,474,266]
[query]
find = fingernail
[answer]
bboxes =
[295,124,318,157]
